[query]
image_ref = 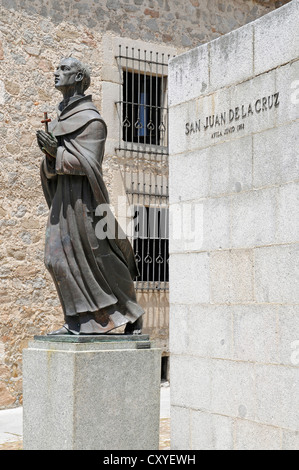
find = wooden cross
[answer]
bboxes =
[41,112,51,133]
[41,112,54,160]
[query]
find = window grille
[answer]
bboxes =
[133,205,169,286]
[116,46,170,155]
[122,71,163,146]
[116,46,172,292]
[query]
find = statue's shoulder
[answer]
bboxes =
[60,95,102,119]
[52,95,106,136]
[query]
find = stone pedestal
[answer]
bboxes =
[23,335,161,450]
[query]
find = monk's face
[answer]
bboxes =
[54,58,82,92]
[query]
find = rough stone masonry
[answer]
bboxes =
[0,0,292,408]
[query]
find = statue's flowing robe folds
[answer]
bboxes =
[40,95,144,334]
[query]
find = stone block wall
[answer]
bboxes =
[168,0,299,450]
[0,0,291,408]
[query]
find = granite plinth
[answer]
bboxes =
[23,336,161,450]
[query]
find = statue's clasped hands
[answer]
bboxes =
[36,130,58,158]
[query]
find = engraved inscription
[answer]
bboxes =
[185,92,280,139]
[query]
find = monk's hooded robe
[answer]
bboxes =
[40,95,144,334]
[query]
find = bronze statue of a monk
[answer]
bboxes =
[36,58,144,335]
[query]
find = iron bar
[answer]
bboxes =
[116,45,172,292]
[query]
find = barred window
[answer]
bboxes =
[116,45,172,291]
[116,46,170,155]
[122,71,164,146]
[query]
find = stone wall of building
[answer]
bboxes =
[1,0,291,49]
[0,0,291,408]
[168,0,298,450]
